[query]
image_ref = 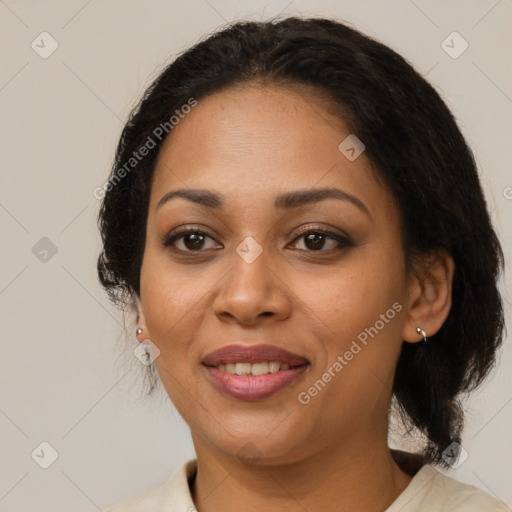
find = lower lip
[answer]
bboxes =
[203,365,309,400]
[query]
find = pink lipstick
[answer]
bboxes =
[202,344,309,400]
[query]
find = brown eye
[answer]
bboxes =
[303,232,329,250]
[163,229,220,251]
[290,229,352,251]
[181,232,207,250]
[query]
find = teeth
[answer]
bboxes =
[251,362,269,375]
[235,362,252,375]
[217,361,293,375]
[268,361,280,373]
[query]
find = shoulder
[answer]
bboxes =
[429,468,510,511]
[106,459,198,512]
[388,465,510,512]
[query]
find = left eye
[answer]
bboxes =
[289,230,351,251]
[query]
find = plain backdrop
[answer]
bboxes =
[1,1,511,510]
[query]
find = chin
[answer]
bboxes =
[193,421,315,467]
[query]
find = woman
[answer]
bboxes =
[98,16,508,511]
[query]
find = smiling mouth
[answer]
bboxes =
[201,344,310,399]
[203,362,310,400]
[206,361,307,376]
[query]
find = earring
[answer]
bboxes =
[416,327,428,343]
[136,328,143,336]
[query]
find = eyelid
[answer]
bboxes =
[291,224,351,241]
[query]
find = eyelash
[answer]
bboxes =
[162,226,353,253]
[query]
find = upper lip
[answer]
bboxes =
[202,344,309,367]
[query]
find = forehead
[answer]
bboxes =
[149,84,393,218]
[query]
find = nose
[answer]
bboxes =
[212,249,292,326]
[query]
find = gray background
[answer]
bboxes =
[1,0,511,510]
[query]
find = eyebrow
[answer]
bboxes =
[156,187,370,216]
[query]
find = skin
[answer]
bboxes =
[135,83,454,512]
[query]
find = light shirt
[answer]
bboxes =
[107,458,510,511]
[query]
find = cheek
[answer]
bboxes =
[139,258,205,348]
[302,249,406,394]
[306,255,404,334]
[140,247,214,315]
[139,261,207,408]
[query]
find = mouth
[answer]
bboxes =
[202,344,310,400]
[212,360,300,375]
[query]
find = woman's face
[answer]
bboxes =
[137,83,413,464]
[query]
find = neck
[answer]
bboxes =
[190,432,413,512]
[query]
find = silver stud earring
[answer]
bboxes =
[136,328,143,336]
[416,327,428,343]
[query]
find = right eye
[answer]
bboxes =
[163,228,221,252]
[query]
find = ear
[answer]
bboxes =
[401,250,455,343]
[135,294,148,341]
